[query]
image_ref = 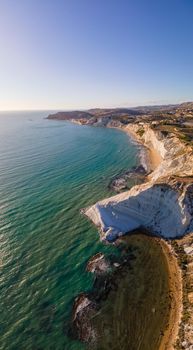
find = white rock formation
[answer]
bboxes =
[85,124,193,241]
[85,182,193,241]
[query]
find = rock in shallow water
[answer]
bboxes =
[86,253,111,274]
[71,247,136,344]
[108,165,147,193]
[71,293,98,343]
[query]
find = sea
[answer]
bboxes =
[0,111,139,350]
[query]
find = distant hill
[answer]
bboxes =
[132,104,178,113]
[47,102,193,121]
[133,102,193,113]
[87,108,142,117]
[47,108,142,121]
[178,102,193,109]
[47,111,93,120]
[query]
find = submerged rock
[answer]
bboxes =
[71,293,97,343]
[108,165,147,193]
[86,253,111,274]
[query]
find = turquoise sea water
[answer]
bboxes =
[0,112,139,350]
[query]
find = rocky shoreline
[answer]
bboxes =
[70,234,182,350]
[83,122,192,347]
[71,250,135,345]
[84,123,193,241]
[81,124,193,349]
[47,107,193,349]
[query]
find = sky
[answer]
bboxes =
[0,0,193,110]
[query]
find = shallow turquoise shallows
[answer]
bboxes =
[0,112,139,350]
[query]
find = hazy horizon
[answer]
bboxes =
[0,99,192,113]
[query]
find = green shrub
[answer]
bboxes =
[136,128,145,137]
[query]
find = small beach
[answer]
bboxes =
[123,124,162,171]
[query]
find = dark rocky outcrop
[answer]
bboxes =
[70,247,136,344]
[71,293,98,343]
[108,165,147,192]
[47,111,92,120]
[86,253,111,275]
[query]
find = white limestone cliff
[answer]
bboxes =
[85,124,193,241]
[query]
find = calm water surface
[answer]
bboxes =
[0,112,139,350]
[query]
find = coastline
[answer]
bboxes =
[125,124,184,348]
[110,124,162,173]
[114,124,183,349]
[121,124,162,171]
[103,123,183,349]
[73,120,184,348]
[47,112,193,348]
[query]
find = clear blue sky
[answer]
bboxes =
[0,0,193,110]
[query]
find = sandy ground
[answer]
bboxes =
[122,125,162,171]
[108,124,162,172]
[159,239,182,350]
[148,146,162,171]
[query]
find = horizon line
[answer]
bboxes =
[0,100,191,113]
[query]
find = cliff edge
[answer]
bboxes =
[85,123,193,241]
